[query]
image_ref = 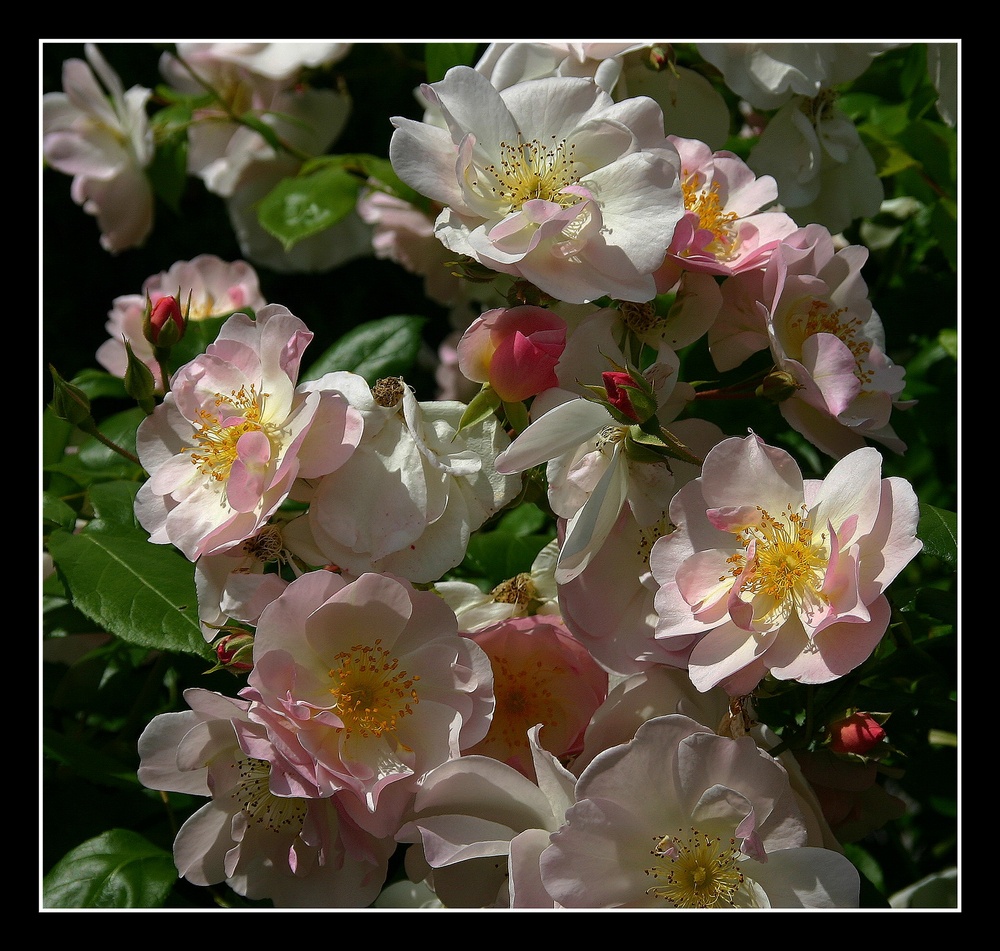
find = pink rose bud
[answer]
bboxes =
[144,294,186,347]
[457,306,566,403]
[828,712,887,756]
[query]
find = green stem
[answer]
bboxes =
[80,422,142,467]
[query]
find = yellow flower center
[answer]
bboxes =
[185,384,275,481]
[723,503,830,628]
[645,827,747,908]
[786,298,873,385]
[230,756,307,834]
[328,638,419,743]
[681,173,738,258]
[481,136,584,212]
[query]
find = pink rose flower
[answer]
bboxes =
[242,570,495,838]
[96,254,268,391]
[137,687,395,906]
[463,615,608,779]
[134,305,363,561]
[649,433,922,695]
[457,306,567,403]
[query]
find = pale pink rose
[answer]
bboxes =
[96,254,268,389]
[288,371,520,584]
[42,43,154,253]
[396,724,575,908]
[357,188,463,306]
[134,305,363,561]
[165,42,351,84]
[242,570,495,838]
[463,615,607,780]
[390,66,684,303]
[653,135,798,292]
[555,416,722,674]
[137,687,394,907]
[696,43,900,111]
[649,433,922,695]
[159,44,352,199]
[710,223,913,458]
[496,313,699,583]
[539,714,861,907]
[457,306,567,403]
[193,521,298,640]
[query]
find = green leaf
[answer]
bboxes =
[425,42,480,83]
[916,503,957,568]
[42,829,177,908]
[167,314,230,370]
[46,482,209,659]
[43,491,78,533]
[303,315,426,384]
[257,164,362,250]
[457,385,501,433]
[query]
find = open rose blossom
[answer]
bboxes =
[538,714,861,908]
[463,615,608,779]
[96,255,268,389]
[241,570,495,838]
[457,305,567,403]
[134,305,363,561]
[389,66,684,303]
[649,433,921,695]
[137,687,394,907]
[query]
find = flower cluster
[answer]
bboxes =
[42,41,957,911]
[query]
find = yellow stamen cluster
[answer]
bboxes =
[723,503,829,625]
[230,756,307,834]
[645,827,746,907]
[328,639,419,743]
[483,135,583,212]
[681,174,738,257]
[788,298,873,384]
[185,384,272,481]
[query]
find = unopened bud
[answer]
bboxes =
[122,338,157,412]
[213,631,255,674]
[142,293,187,348]
[48,364,95,428]
[601,370,658,424]
[756,369,800,403]
[828,712,887,756]
[646,44,673,71]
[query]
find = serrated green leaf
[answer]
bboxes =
[46,487,209,659]
[917,503,957,568]
[257,166,362,250]
[303,315,426,384]
[425,42,480,83]
[42,829,177,908]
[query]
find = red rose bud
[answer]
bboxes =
[143,294,187,348]
[601,370,657,424]
[214,631,255,674]
[828,712,887,756]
